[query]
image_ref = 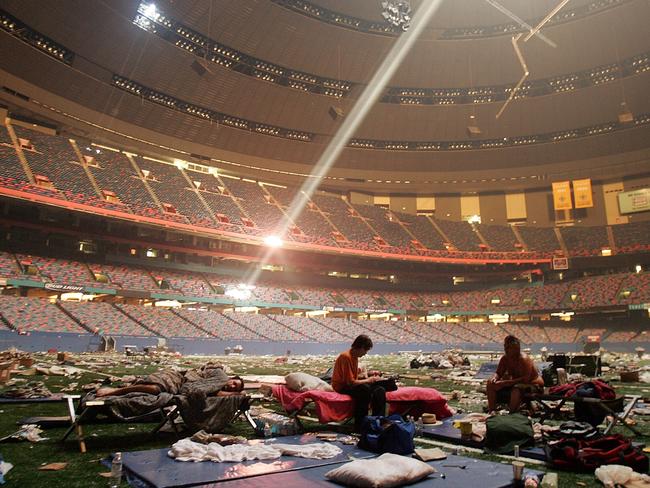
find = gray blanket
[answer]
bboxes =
[83,367,245,432]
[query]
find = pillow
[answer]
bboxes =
[285,372,333,392]
[325,453,435,488]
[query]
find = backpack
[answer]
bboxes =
[545,434,649,473]
[357,414,415,455]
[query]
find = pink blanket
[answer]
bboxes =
[272,385,453,423]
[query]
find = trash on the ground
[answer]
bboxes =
[38,462,68,471]
[0,424,48,443]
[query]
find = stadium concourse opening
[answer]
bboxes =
[0,0,650,486]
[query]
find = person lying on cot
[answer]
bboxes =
[96,363,244,398]
[332,334,387,431]
[486,335,543,413]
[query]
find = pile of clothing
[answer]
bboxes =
[410,351,470,370]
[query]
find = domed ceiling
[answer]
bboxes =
[0,0,648,192]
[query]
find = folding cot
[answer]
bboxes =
[272,385,453,428]
[61,394,256,452]
[1,394,84,447]
[526,393,642,436]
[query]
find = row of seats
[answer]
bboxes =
[59,300,152,336]
[0,296,82,333]
[16,254,97,285]
[0,294,646,343]
[1,252,649,311]
[1,124,650,259]
[115,304,209,338]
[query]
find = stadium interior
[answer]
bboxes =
[0,0,650,486]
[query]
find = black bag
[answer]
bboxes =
[373,378,398,392]
[554,421,599,440]
[357,414,415,455]
[319,367,333,383]
[541,364,556,387]
[574,396,624,427]
[545,434,649,472]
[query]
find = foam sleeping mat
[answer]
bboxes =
[421,415,548,460]
[474,362,552,380]
[0,394,71,403]
[121,434,375,488]
[191,453,545,488]
[18,416,71,428]
[420,414,485,448]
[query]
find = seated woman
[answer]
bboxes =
[486,335,543,413]
[96,363,244,398]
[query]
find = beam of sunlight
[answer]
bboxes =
[244,0,446,286]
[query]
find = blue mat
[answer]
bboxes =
[520,446,546,461]
[421,415,550,461]
[0,394,70,403]
[474,362,552,380]
[474,362,499,380]
[421,414,485,448]
[199,453,544,488]
[121,434,375,488]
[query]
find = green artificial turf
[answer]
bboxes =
[0,352,648,487]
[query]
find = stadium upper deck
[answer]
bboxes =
[1,121,649,264]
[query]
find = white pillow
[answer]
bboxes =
[325,453,435,488]
[285,372,333,392]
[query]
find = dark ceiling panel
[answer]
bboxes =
[1,0,649,189]
[310,0,596,27]
[161,0,649,85]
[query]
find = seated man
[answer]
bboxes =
[332,334,386,430]
[96,363,244,398]
[487,335,543,413]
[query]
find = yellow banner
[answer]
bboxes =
[573,178,593,208]
[552,181,572,210]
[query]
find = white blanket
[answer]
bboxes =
[595,465,650,488]
[168,439,342,462]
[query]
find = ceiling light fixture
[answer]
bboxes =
[381,1,412,31]
[496,34,529,119]
[618,102,634,124]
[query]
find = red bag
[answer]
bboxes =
[548,380,616,400]
[545,434,649,472]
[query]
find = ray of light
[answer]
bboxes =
[243,0,447,286]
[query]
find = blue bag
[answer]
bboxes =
[357,414,415,455]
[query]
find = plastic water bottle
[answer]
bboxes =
[263,422,272,438]
[415,417,424,436]
[109,452,122,488]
